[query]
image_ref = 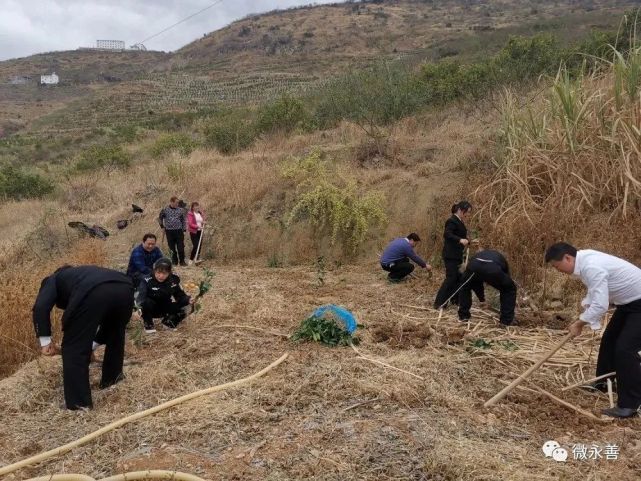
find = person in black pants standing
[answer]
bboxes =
[434,201,472,309]
[33,265,134,410]
[546,242,641,418]
[159,196,187,266]
[458,249,517,326]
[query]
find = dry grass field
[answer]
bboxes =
[1,263,640,480]
[2,2,641,479]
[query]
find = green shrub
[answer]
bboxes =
[256,95,310,134]
[312,63,426,129]
[150,133,197,158]
[285,151,387,252]
[111,124,139,143]
[493,34,562,83]
[0,165,54,200]
[204,116,256,154]
[76,144,131,171]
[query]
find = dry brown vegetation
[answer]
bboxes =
[476,50,641,295]
[3,6,641,479]
[1,265,640,480]
[0,240,107,378]
[1,0,635,136]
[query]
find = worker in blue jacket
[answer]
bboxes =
[126,233,163,287]
[380,233,432,282]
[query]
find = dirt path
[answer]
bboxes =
[0,263,639,480]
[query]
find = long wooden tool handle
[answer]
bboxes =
[484,332,573,407]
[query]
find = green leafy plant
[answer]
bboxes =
[315,255,326,287]
[284,150,387,253]
[469,338,493,350]
[0,165,54,200]
[150,133,198,158]
[76,144,131,172]
[256,94,309,134]
[198,268,215,297]
[291,315,359,346]
[204,116,256,154]
[267,253,283,268]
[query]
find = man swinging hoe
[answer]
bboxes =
[546,242,641,419]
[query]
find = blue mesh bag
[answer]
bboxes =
[312,305,357,334]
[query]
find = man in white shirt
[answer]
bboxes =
[546,242,641,418]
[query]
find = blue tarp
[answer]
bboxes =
[312,304,357,334]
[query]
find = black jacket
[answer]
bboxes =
[442,214,468,261]
[135,273,190,307]
[471,249,510,275]
[33,266,133,337]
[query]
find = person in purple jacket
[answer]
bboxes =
[380,233,432,282]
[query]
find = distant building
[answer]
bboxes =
[40,72,59,85]
[97,39,125,50]
[8,75,31,85]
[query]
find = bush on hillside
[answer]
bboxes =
[0,165,54,200]
[76,144,131,172]
[285,150,387,252]
[312,63,426,130]
[150,133,198,158]
[204,116,256,155]
[256,95,310,134]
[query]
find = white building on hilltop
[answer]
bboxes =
[40,72,59,85]
[97,39,125,50]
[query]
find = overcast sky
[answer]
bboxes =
[0,0,344,61]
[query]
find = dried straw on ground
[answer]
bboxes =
[1,264,640,480]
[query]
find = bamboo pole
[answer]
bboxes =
[561,371,615,392]
[607,379,615,408]
[351,343,424,380]
[101,471,205,481]
[529,383,612,423]
[26,472,206,481]
[0,353,289,477]
[484,332,573,407]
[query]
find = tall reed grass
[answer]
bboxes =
[0,240,106,378]
[475,42,641,284]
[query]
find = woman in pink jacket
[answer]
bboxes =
[187,202,205,265]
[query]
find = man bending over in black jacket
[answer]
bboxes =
[33,265,134,410]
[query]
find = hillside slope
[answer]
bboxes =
[1,0,636,135]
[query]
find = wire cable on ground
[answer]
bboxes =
[0,353,289,477]
[26,471,205,481]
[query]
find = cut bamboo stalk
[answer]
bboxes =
[561,371,616,392]
[529,383,612,423]
[607,379,615,408]
[351,344,424,380]
[484,332,573,407]
[0,354,289,477]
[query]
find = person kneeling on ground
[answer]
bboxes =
[458,249,517,327]
[380,233,431,283]
[33,265,134,410]
[135,258,194,333]
[126,233,163,287]
[546,242,641,419]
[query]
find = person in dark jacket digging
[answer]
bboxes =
[380,233,432,282]
[457,249,517,327]
[159,196,187,266]
[434,200,473,309]
[33,265,134,410]
[135,258,194,333]
[126,233,163,287]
